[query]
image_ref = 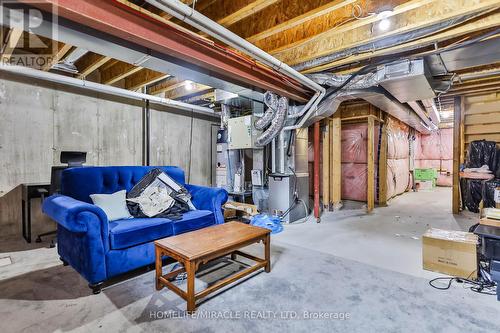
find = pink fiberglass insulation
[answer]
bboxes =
[387,159,410,199]
[341,162,377,202]
[420,132,441,160]
[386,117,410,199]
[387,118,410,160]
[415,128,454,187]
[340,123,379,201]
[341,123,380,163]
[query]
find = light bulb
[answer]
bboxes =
[378,18,391,31]
[185,80,194,91]
[377,10,393,31]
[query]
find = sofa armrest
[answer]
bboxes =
[42,194,109,284]
[42,194,108,233]
[185,185,228,224]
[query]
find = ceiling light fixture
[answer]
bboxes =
[185,80,194,91]
[377,10,393,31]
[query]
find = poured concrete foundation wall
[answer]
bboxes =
[0,75,217,237]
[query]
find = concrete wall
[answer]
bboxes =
[0,74,217,238]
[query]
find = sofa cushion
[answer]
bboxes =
[108,210,216,250]
[109,218,174,250]
[171,210,216,235]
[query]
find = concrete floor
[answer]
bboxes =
[276,187,477,279]
[1,187,498,332]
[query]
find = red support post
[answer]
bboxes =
[313,121,320,222]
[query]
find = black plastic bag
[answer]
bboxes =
[466,140,498,172]
[460,178,484,213]
[483,178,500,208]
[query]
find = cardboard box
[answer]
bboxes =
[422,228,478,279]
[415,179,435,191]
[480,217,500,228]
[223,201,258,219]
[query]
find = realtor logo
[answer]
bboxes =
[0,0,58,69]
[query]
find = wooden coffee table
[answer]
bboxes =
[154,222,271,312]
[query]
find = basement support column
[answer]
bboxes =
[322,120,330,210]
[142,87,151,166]
[367,116,375,213]
[331,114,342,210]
[314,121,321,222]
[452,96,462,214]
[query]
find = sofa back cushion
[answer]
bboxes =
[61,166,185,203]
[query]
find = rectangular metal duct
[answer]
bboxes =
[376,59,436,103]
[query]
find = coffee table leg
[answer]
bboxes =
[186,260,196,312]
[155,246,163,290]
[264,234,271,273]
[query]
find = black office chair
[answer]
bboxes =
[36,151,87,247]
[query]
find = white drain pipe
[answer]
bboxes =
[0,64,215,116]
[145,0,325,126]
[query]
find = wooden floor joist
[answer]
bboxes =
[272,0,499,66]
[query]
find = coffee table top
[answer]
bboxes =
[155,222,270,260]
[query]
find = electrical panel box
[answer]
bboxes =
[227,115,261,150]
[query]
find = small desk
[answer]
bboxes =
[22,182,51,243]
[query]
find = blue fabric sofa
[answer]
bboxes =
[42,166,228,293]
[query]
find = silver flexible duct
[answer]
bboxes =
[306,72,379,89]
[220,104,230,128]
[256,96,289,147]
[255,91,278,130]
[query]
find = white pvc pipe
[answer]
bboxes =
[0,64,215,116]
[145,0,325,127]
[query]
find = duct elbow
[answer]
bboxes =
[256,96,289,147]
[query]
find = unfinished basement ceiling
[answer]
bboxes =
[1,0,499,107]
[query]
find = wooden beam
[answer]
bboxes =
[322,119,330,209]
[272,0,499,66]
[149,78,184,95]
[303,12,500,73]
[42,42,72,71]
[214,0,279,27]
[0,28,23,61]
[367,115,375,213]
[75,53,111,78]
[452,96,462,214]
[125,69,170,91]
[378,113,388,207]
[331,114,342,209]
[166,82,212,100]
[247,0,356,44]
[100,61,143,85]
[197,0,280,38]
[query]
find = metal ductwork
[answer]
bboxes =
[376,58,436,103]
[302,86,433,134]
[51,47,88,73]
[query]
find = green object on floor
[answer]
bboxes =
[414,168,437,180]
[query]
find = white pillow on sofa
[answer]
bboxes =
[90,190,133,221]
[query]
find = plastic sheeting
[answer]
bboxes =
[340,123,379,202]
[387,159,410,199]
[386,117,410,199]
[466,140,498,172]
[484,179,500,208]
[341,162,377,202]
[415,128,453,187]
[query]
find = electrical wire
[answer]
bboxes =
[429,276,497,295]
